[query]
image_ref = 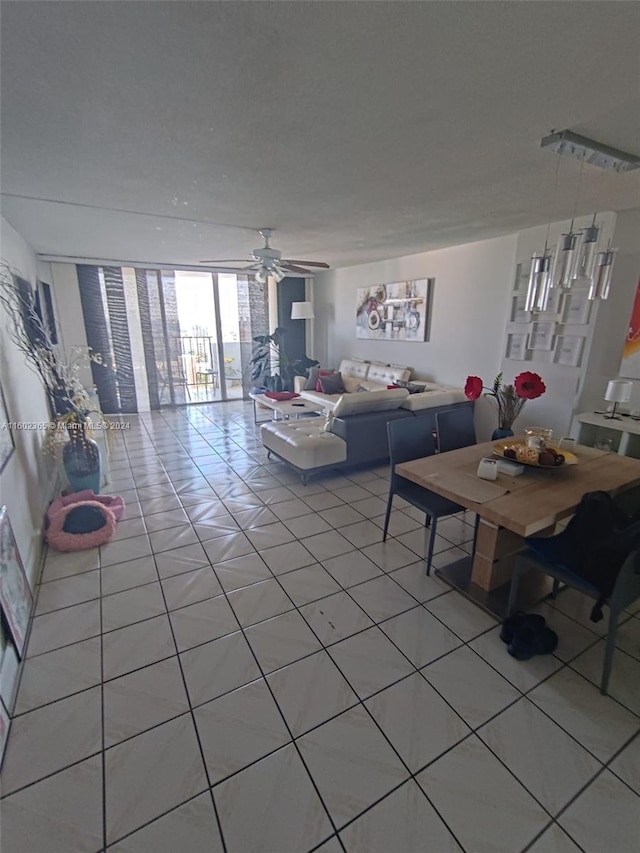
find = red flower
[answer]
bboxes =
[514,372,546,400]
[464,376,483,400]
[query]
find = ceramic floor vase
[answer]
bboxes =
[63,430,101,494]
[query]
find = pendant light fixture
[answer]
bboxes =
[525,145,562,313]
[539,129,637,301]
[525,247,553,312]
[552,152,585,289]
[589,246,617,301]
[572,214,600,282]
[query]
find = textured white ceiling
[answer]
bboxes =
[1,1,639,270]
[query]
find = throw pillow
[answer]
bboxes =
[319,372,347,395]
[315,369,335,392]
[395,379,426,394]
[303,367,320,391]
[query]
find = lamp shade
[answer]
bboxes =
[605,380,632,404]
[291,301,315,320]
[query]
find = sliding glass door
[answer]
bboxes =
[77,265,268,412]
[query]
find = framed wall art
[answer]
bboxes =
[356,279,431,341]
[620,276,640,379]
[0,385,15,476]
[0,507,32,658]
[563,290,591,326]
[535,285,564,318]
[555,335,585,367]
[510,293,530,324]
[505,332,528,361]
[528,322,556,351]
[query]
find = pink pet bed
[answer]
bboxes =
[45,490,125,552]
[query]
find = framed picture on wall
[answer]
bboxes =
[620,276,640,379]
[563,290,591,325]
[510,293,530,323]
[505,332,528,361]
[0,507,32,658]
[355,279,431,341]
[528,322,556,351]
[535,286,564,318]
[555,335,585,367]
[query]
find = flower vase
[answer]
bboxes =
[62,422,101,494]
[492,427,515,440]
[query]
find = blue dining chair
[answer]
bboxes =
[383,417,465,574]
[508,538,640,694]
[435,406,476,453]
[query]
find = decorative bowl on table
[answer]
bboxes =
[492,439,578,468]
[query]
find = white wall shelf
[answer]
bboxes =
[571,411,640,458]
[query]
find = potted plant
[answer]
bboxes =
[249,327,319,392]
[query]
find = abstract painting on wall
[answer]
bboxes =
[620,277,640,379]
[356,279,431,341]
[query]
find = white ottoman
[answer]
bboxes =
[260,421,347,483]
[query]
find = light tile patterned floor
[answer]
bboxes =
[1,401,640,852]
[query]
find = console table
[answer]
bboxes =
[570,411,640,458]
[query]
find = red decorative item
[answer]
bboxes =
[514,371,546,400]
[464,376,483,400]
[265,391,299,401]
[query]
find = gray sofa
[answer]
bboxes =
[260,392,474,482]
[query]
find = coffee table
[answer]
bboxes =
[249,393,324,424]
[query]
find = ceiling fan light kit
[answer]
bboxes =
[200,228,329,282]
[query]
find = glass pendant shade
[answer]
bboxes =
[588,249,616,300]
[572,223,600,281]
[552,231,579,288]
[525,250,553,312]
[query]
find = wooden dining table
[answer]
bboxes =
[396,440,640,616]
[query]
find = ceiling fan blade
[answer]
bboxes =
[198,258,248,264]
[283,259,330,269]
[282,263,314,275]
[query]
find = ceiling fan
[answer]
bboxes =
[200,228,329,282]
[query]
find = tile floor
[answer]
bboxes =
[1,401,639,852]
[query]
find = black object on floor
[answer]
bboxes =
[507,623,559,660]
[499,611,546,644]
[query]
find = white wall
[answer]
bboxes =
[314,234,518,440]
[0,217,56,588]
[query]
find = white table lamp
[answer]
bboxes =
[291,301,315,320]
[599,379,632,420]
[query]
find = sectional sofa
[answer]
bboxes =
[261,358,471,482]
